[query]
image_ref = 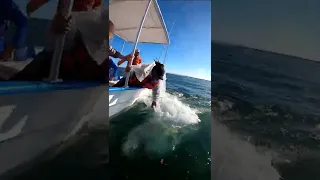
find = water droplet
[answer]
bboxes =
[160,159,164,164]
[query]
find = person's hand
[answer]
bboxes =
[125,66,131,72]
[151,101,157,108]
[109,77,114,81]
[51,13,72,35]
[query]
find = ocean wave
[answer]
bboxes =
[122,90,203,157]
[212,95,320,179]
[211,119,281,180]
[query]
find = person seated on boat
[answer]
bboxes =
[26,0,103,16]
[10,9,110,81]
[0,0,29,61]
[113,61,165,107]
[117,49,142,66]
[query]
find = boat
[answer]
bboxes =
[109,0,170,118]
[0,1,109,178]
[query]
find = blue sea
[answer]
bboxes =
[109,73,211,179]
[13,72,211,180]
[212,42,320,180]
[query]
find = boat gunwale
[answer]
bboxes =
[109,87,144,92]
[0,81,105,96]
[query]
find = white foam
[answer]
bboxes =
[122,85,201,156]
[212,100,281,180]
[138,86,200,125]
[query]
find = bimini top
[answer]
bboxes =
[109,0,170,44]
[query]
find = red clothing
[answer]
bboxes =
[58,0,102,12]
[27,0,102,14]
[118,54,142,66]
[128,74,159,89]
[59,34,107,81]
[126,54,142,65]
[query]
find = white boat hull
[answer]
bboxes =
[109,87,148,118]
[0,85,108,176]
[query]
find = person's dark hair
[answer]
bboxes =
[153,60,165,80]
[109,20,115,33]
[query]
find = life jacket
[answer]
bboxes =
[129,74,159,89]
[125,54,142,65]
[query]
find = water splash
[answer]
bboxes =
[212,100,281,180]
[122,83,200,157]
[138,81,200,125]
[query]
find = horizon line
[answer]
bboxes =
[116,67,211,81]
[211,40,319,62]
[166,72,211,81]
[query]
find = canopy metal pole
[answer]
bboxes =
[162,21,175,64]
[159,21,175,62]
[158,44,166,61]
[120,40,126,53]
[46,0,74,82]
[124,0,153,87]
[163,45,169,65]
[110,37,114,45]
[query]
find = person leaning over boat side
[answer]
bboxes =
[117,49,142,66]
[26,0,103,16]
[113,61,165,108]
[11,9,110,81]
[109,20,125,80]
[0,0,28,61]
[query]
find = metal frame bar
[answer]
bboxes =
[46,0,74,82]
[124,0,153,87]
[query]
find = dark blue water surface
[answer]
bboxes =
[212,42,320,180]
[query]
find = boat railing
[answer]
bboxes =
[124,0,153,88]
[46,0,74,82]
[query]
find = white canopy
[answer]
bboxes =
[109,0,170,44]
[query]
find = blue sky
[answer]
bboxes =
[212,0,320,61]
[14,0,211,81]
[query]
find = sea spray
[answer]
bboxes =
[212,99,281,180]
[122,89,200,157]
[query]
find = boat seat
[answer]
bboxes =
[109,80,118,87]
[0,59,32,80]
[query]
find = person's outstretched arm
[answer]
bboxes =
[109,46,123,59]
[152,83,160,107]
[117,54,131,66]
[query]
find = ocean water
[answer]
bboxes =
[212,42,320,180]
[109,73,211,179]
[12,72,211,180]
